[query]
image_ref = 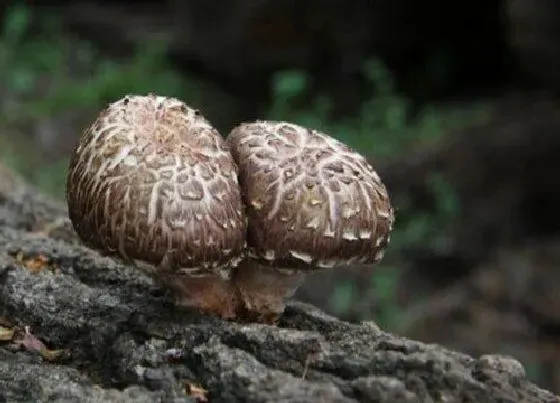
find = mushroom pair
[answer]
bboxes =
[66,94,394,323]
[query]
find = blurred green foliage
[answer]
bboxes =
[268,60,490,158]
[0,2,206,189]
[266,61,485,329]
[0,2,487,331]
[0,3,197,120]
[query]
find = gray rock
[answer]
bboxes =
[0,178,558,402]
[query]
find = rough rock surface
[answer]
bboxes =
[0,170,557,402]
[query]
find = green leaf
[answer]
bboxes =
[272,70,307,99]
[2,4,30,46]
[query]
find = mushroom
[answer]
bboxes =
[66,94,247,318]
[227,121,395,322]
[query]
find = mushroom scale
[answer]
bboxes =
[227,120,395,271]
[66,94,247,277]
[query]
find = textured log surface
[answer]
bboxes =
[0,168,557,402]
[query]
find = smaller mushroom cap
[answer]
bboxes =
[66,94,247,276]
[227,121,394,270]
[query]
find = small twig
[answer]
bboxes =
[302,354,314,380]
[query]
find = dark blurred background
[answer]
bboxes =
[1,0,560,393]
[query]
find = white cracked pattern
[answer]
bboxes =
[227,120,395,270]
[66,94,247,275]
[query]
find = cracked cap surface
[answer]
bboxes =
[66,94,247,276]
[227,120,395,271]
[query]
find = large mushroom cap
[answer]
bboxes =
[227,121,394,270]
[66,94,247,275]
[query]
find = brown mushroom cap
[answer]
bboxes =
[66,94,247,276]
[227,120,394,271]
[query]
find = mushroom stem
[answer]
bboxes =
[232,260,307,323]
[160,273,243,319]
